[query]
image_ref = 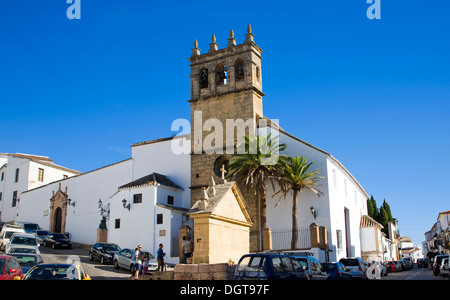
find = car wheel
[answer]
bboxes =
[114,260,119,269]
[100,256,105,264]
[52,243,55,249]
[89,253,94,261]
[130,264,136,275]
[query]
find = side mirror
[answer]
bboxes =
[9,268,17,274]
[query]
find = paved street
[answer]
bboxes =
[380,264,448,280]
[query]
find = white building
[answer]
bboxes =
[0,153,81,222]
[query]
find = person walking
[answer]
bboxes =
[133,245,143,280]
[182,236,192,264]
[157,243,165,271]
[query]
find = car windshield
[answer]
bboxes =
[104,244,121,251]
[340,259,359,266]
[36,230,49,236]
[11,236,36,245]
[25,265,78,280]
[9,248,37,254]
[322,263,337,271]
[52,234,67,239]
[24,224,40,231]
[237,256,267,273]
[11,255,38,268]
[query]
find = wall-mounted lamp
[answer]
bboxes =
[68,198,75,207]
[310,206,317,219]
[122,199,130,211]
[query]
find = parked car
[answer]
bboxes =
[21,263,91,280]
[13,222,41,234]
[0,224,25,251]
[290,254,328,280]
[5,233,40,254]
[369,261,387,277]
[234,253,308,280]
[321,262,351,280]
[417,258,428,268]
[113,248,158,274]
[339,257,368,280]
[394,261,403,272]
[0,255,24,280]
[89,243,121,264]
[383,261,398,272]
[402,257,413,269]
[43,233,72,249]
[440,258,449,278]
[31,230,50,245]
[433,255,449,276]
[9,253,43,274]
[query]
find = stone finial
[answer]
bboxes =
[227,29,237,47]
[220,164,228,184]
[245,24,254,44]
[207,177,216,197]
[191,39,201,56]
[209,34,218,52]
[199,187,209,210]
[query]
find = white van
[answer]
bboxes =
[0,224,25,251]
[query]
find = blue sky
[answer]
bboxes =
[1,0,449,245]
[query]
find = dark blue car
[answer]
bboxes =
[234,253,308,280]
[322,262,352,280]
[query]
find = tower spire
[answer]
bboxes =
[191,39,200,56]
[245,24,254,44]
[227,29,237,47]
[209,34,218,52]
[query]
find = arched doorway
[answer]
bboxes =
[54,207,62,233]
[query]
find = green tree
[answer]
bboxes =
[227,133,286,250]
[274,156,323,249]
[382,199,393,222]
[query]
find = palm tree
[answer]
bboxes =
[226,133,286,250]
[274,156,323,249]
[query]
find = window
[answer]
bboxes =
[38,168,44,182]
[0,192,2,201]
[115,219,120,229]
[216,63,228,86]
[12,191,18,207]
[336,230,343,249]
[15,168,19,183]
[1,172,4,181]
[200,68,208,89]
[157,214,163,224]
[235,58,244,82]
[167,195,174,205]
[133,193,142,204]
[332,169,337,189]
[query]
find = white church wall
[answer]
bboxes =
[19,159,133,245]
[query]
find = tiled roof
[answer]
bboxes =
[119,172,183,190]
[360,215,383,228]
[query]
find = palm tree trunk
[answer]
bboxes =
[291,190,298,249]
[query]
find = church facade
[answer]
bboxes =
[4,26,369,264]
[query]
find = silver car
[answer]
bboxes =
[113,248,158,274]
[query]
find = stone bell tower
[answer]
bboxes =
[188,25,265,207]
